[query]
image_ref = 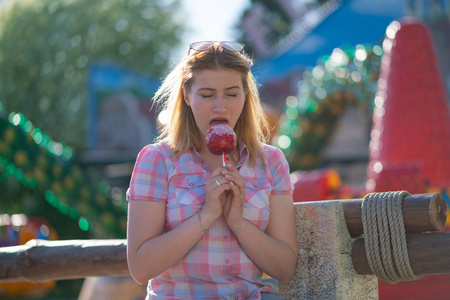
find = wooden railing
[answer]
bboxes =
[0,239,128,282]
[0,193,448,299]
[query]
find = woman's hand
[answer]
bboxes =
[202,167,230,221]
[221,163,246,231]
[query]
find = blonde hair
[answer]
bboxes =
[153,44,270,164]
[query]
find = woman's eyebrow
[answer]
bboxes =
[197,86,241,92]
[225,86,241,91]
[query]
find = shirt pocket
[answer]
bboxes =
[172,174,206,207]
[243,178,272,230]
[165,174,206,231]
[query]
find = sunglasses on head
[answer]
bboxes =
[188,41,245,55]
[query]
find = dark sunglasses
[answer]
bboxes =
[188,41,245,55]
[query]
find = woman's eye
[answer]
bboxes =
[227,94,237,97]
[201,94,213,98]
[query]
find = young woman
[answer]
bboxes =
[126,41,297,299]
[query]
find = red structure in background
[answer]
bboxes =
[291,18,450,300]
[291,169,342,203]
[366,17,450,194]
[367,17,450,300]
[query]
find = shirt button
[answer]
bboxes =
[227,277,232,281]
[189,183,194,186]
[224,235,228,239]
[234,297,239,300]
[254,184,258,188]
[225,259,230,264]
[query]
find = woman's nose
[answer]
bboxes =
[213,96,226,112]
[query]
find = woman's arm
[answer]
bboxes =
[127,168,228,284]
[229,194,297,284]
[127,200,207,284]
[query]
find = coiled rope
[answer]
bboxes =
[361,191,423,283]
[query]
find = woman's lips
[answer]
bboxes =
[210,119,228,127]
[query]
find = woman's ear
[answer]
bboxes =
[182,87,190,106]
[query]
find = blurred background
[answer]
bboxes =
[0,0,449,299]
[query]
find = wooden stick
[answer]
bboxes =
[352,232,450,276]
[338,193,447,236]
[0,239,129,282]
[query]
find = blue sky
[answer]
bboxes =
[180,0,250,46]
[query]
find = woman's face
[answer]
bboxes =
[184,68,246,140]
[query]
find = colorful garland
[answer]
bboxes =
[275,44,383,171]
[0,109,127,238]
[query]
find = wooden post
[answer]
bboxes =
[339,193,447,236]
[352,232,450,276]
[0,239,128,282]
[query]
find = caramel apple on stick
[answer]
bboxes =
[206,124,237,167]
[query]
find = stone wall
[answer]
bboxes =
[280,201,378,299]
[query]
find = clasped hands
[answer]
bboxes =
[202,163,245,231]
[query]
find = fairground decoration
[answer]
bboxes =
[276,43,383,171]
[282,17,450,300]
[366,18,450,193]
[0,111,127,238]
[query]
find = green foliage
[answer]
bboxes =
[0,0,185,150]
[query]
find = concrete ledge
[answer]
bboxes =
[280,201,378,299]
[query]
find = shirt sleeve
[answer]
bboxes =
[126,144,168,202]
[268,146,294,195]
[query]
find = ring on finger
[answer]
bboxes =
[215,180,221,186]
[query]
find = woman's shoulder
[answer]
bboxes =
[261,143,286,158]
[259,143,289,169]
[137,141,172,159]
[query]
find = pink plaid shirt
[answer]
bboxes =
[127,140,293,299]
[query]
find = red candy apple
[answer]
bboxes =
[206,124,237,166]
